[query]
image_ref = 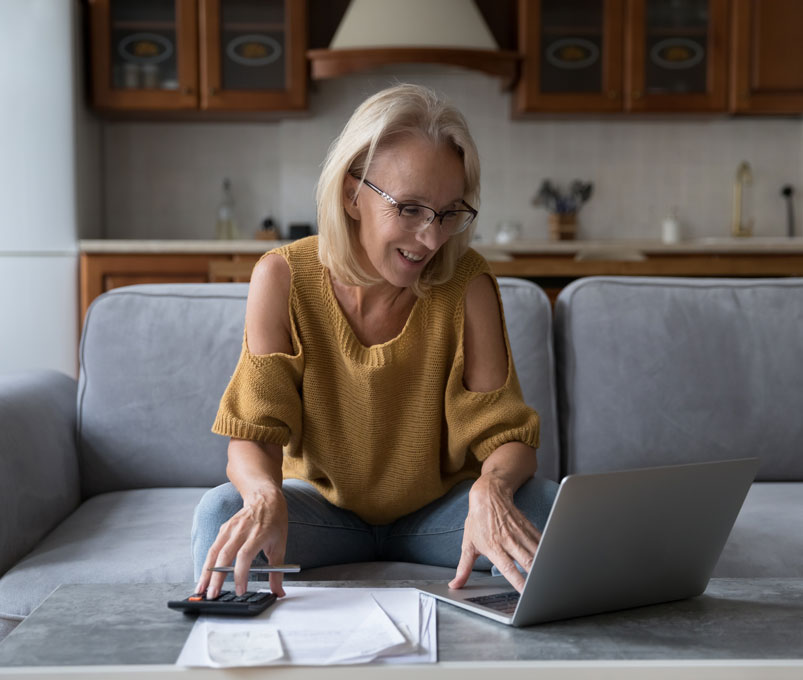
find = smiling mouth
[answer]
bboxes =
[398,248,425,263]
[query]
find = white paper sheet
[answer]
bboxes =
[175,587,436,668]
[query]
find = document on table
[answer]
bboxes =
[175,587,437,668]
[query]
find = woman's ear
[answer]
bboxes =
[343,175,361,221]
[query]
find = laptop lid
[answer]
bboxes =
[418,458,759,627]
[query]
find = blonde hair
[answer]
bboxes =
[316,84,480,296]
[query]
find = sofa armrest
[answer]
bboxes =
[0,370,80,576]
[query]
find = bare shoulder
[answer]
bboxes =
[463,273,508,392]
[245,253,294,355]
[464,271,499,317]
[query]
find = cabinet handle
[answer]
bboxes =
[607,90,618,99]
[183,87,194,95]
[632,90,643,100]
[210,86,218,96]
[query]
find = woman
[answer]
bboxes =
[193,84,558,601]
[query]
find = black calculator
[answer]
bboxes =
[168,590,277,616]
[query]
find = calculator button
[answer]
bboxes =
[247,592,270,603]
[188,595,203,602]
[218,592,236,602]
[233,592,254,602]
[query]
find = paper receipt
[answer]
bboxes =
[206,625,284,667]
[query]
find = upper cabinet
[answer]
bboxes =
[516,0,729,114]
[625,0,728,112]
[730,0,803,114]
[516,0,625,113]
[87,0,306,114]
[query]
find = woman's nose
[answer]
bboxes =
[415,221,446,251]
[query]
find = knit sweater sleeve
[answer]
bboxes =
[444,272,540,464]
[211,327,304,446]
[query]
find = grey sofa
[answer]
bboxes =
[1,275,801,642]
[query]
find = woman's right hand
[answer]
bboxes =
[196,483,288,599]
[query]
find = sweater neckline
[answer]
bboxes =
[322,265,428,363]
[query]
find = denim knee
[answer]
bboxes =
[515,475,560,532]
[191,482,243,579]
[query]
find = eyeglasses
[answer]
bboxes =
[353,175,477,235]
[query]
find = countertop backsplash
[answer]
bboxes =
[101,67,803,245]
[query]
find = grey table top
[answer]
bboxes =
[0,578,801,667]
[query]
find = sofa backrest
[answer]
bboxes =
[497,278,560,481]
[78,278,559,496]
[78,284,247,496]
[554,277,803,481]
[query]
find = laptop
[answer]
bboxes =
[418,458,759,627]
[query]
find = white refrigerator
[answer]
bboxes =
[0,0,100,378]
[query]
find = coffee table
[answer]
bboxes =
[0,579,801,678]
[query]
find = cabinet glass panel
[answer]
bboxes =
[645,0,709,94]
[220,0,286,91]
[540,0,604,94]
[110,0,179,91]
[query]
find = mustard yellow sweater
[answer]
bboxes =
[212,236,539,524]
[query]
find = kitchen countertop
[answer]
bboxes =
[79,237,803,257]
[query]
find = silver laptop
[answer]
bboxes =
[418,458,758,627]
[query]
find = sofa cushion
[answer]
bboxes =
[497,278,560,482]
[78,278,559,496]
[0,370,80,576]
[0,488,206,622]
[714,482,803,577]
[78,285,248,496]
[554,277,803,479]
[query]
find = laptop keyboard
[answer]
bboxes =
[466,591,520,614]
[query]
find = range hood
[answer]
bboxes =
[307,0,519,87]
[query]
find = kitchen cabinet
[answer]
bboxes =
[730,0,803,114]
[79,250,263,321]
[79,240,803,320]
[87,0,306,114]
[515,0,729,113]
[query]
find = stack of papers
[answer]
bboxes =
[175,587,437,668]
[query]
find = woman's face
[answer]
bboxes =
[344,135,466,290]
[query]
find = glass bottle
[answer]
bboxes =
[215,178,239,239]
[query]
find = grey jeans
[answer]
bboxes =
[191,476,558,580]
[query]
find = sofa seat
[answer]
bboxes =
[0,486,461,640]
[0,488,206,636]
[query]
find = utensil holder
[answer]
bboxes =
[549,213,577,241]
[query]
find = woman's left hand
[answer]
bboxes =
[448,472,542,592]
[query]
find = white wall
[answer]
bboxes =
[103,65,803,244]
[1,0,78,252]
[0,0,98,377]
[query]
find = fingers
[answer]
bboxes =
[501,513,542,575]
[266,545,287,598]
[448,546,478,590]
[490,554,527,593]
[460,481,544,593]
[196,531,230,598]
[198,504,287,599]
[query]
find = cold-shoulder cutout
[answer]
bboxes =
[245,253,294,356]
[462,272,509,393]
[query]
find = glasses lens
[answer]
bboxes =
[441,210,475,234]
[398,205,436,232]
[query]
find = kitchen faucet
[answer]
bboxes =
[731,161,753,237]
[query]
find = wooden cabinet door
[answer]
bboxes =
[88,0,199,111]
[625,0,728,112]
[515,0,625,114]
[731,0,803,113]
[198,0,307,111]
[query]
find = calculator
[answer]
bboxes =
[168,590,277,616]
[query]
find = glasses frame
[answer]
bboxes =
[351,175,478,235]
